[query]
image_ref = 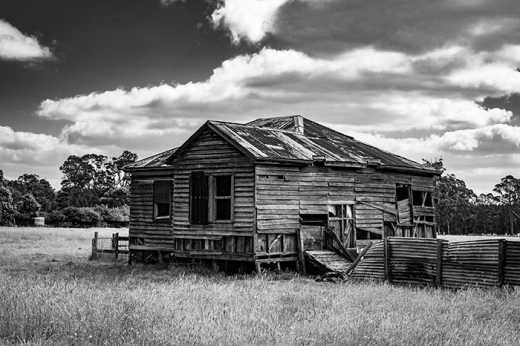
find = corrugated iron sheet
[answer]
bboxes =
[212,117,432,172]
[125,147,177,170]
[127,116,435,174]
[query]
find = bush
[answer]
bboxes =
[62,207,101,228]
[16,194,40,217]
[14,212,34,226]
[94,205,129,227]
[0,186,15,226]
[45,210,66,227]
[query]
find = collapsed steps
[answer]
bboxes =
[305,250,352,273]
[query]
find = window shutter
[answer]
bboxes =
[190,172,208,224]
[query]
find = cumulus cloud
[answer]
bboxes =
[353,124,520,157]
[211,0,290,44]
[0,125,100,187]
[37,45,515,145]
[0,19,53,61]
[26,0,520,193]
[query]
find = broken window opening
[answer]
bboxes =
[153,180,172,220]
[412,190,433,207]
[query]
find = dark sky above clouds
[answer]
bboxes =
[0,0,519,192]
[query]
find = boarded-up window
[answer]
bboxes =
[190,172,209,224]
[154,180,171,220]
[214,175,232,221]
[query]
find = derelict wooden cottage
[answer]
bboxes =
[125,116,439,269]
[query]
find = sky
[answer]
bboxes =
[0,0,520,193]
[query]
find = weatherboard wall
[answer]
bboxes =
[171,127,256,260]
[129,169,175,249]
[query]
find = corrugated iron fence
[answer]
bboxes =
[350,237,520,288]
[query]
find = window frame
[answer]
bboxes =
[153,179,172,222]
[210,174,234,223]
[328,202,356,244]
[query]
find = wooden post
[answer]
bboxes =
[384,236,391,283]
[114,233,119,260]
[436,239,443,287]
[498,239,505,287]
[91,231,98,260]
[296,228,306,274]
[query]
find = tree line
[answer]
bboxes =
[0,152,518,234]
[0,151,137,227]
[425,159,520,235]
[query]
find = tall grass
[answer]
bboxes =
[1,227,519,345]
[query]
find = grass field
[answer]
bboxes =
[1,227,520,345]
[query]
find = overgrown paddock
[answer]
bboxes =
[1,227,520,345]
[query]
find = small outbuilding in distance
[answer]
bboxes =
[125,115,439,271]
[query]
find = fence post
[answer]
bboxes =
[384,236,392,283]
[114,233,119,261]
[498,239,505,287]
[91,231,98,260]
[436,239,443,287]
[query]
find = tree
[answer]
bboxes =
[58,151,137,207]
[112,150,138,190]
[0,186,15,226]
[493,175,520,206]
[8,174,55,211]
[492,175,520,234]
[16,194,41,216]
[423,159,477,234]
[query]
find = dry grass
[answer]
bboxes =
[1,227,520,345]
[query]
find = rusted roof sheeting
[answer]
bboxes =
[210,117,434,173]
[127,116,437,174]
[125,147,177,170]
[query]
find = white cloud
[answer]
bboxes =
[351,124,520,158]
[211,0,290,44]
[28,41,520,193]
[0,125,101,188]
[0,19,53,61]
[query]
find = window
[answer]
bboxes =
[412,190,433,207]
[328,204,355,247]
[190,172,209,224]
[153,180,171,220]
[214,175,232,221]
[189,172,233,224]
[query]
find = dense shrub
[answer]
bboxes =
[16,194,40,216]
[13,212,34,226]
[45,210,66,227]
[62,207,101,228]
[94,205,129,227]
[0,186,15,226]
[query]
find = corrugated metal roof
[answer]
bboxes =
[125,147,177,170]
[210,116,435,173]
[127,116,437,174]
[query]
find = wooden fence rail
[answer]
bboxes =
[90,232,129,260]
[350,237,520,289]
